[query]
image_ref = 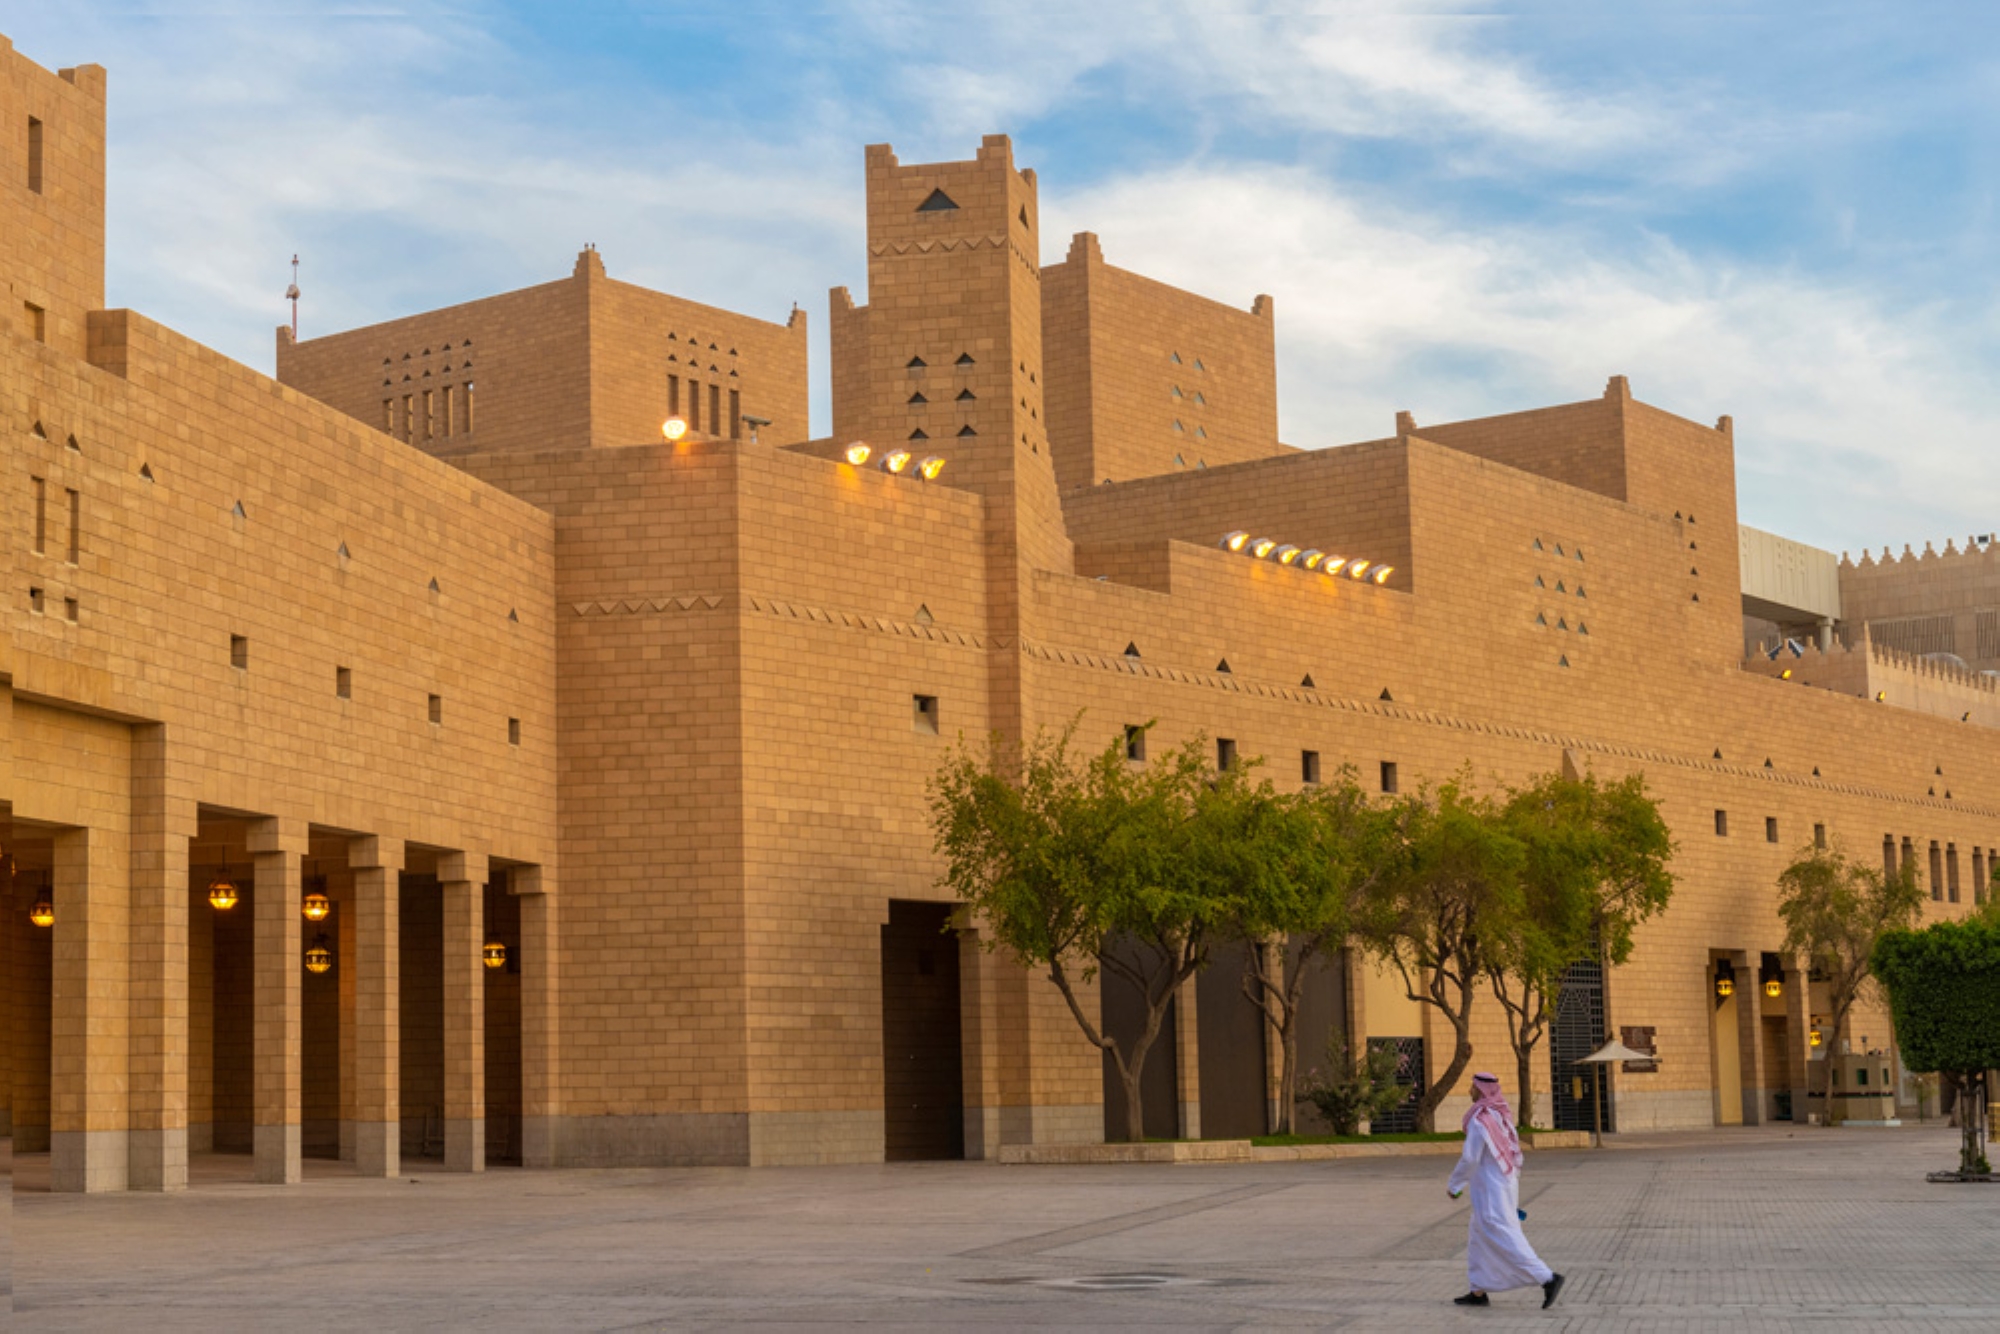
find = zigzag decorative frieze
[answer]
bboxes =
[569,594,726,617]
[869,236,1007,257]
[746,595,989,649]
[1017,639,2000,820]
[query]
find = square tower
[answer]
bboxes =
[2,37,107,361]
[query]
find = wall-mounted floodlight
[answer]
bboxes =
[1300,550,1325,570]
[1221,531,1250,552]
[882,449,912,474]
[1349,561,1372,580]
[844,442,872,465]
[918,456,946,481]
[662,417,689,442]
[1250,537,1277,559]
[1274,545,1302,565]
[1372,565,1393,585]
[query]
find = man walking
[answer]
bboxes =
[1446,1072,1564,1308]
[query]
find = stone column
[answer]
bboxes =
[128,728,196,1191]
[955,917,1000,1161]
[441,850,488,1172]
[251,818,307,1185]
[1731,949,1765,1126]
[514,866,559,1169]
[1173,971,1202,1141]
[1,850,15,1140]
[52,823,131,1193]
[349,835,402,1177]
[1784,952,1813,1121]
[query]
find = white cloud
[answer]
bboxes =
[1046,163,2000,550]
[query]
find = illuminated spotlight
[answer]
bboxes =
[1221,531,1251,552]
[1250,537,1277,559]
[918,455,946,481]
[1299,550,1325,570]
[882,449,912,474]
[661,417,689,442]
[1372,565,1393,585]
[1322,558,1348,575]
[844,441,872,465]
[1274,545,1302,565]
[1874,691,1887,702]
[1780,668,1794,680]
[1349,561,1372,580]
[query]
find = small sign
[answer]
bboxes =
[1620,1026,1659,1073]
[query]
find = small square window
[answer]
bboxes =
[63,596,78,623]
[29,586,45,614]
[428,694,442,725]
[1302,750,1321,785]
[336,666,352,699]
[913,694,939,735]
[1765,817,1779,844]
[230,634,248,671]
[1217,738,1237,771]
[1380,761,1399,794]
[1124,725,1146,763]
[1715,810,1729,837]
[508,717,521,746]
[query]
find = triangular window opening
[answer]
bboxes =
[1195,427,1208,439]
[1174,454,1185,467]
[956,388,976,401]
[139,462,154,482]
[1557,618,1569,631]
[428,578,441,595]
[31,421,47,439]
[915,605,934,626]
[1193,358,1206,371]
[1555,581,1566,594]
[1554,544,1566,557]
[1171,385,1183,398]
[1379,688,1394,702]
[1170,352,1182,364]
[66,434,80,452]
[1763,758,1774,769]
[1535,613,1547,626]
[909,428,930,440]
[1575,586,1587,598]
[709,342,718,351]
[1301,673,1316,689]
[1532,538,1544,551]
[231,500,246,520]
[1019,206,1029,227]
[956,425,978,437]
[1534,575,1545,588]
[508,608,520,623]
[1578,623,1590,635]
[1172,420,1185,432]
[1558,655,1570,668]
[955,353,975,367]
[1812,766,1821,777]
[1195,393,1206,406]
[907,356,927,369]
[916,188,959,213]
[1713,748,1724,760]
[1216,659,1232,674]
[1124,643,1141,658]
[908,392,928,404]
[337,541,350,560]
[668,332,678,340]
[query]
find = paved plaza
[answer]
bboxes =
[8,1126,2000,1331]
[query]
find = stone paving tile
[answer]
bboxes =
[12,1126,2000,1330]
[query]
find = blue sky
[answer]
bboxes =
[13,3,2000,553]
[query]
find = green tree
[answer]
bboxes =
[1777,847,1924,1126]
[1491,772,1676,1128]
[1227,773,1398,1133]
[1353,777,1525,1132]
[928,723,1236,1142]
[1871,917,2000,1175]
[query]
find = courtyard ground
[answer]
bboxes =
[8,1125,2000,1331]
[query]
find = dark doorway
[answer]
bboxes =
[400,873,445,1161]
[1197,940,1266,1139]
[1100,934,1179,1141]
[484,877,524,1166]
[1550,958,1613,1133]
[1287,944,1350,1135]
[880,900,964,1161]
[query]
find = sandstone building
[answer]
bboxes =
[7,34,1997,1192]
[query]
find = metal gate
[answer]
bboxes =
[1550,960,1612,1133]
[1368,1036,1426,1133]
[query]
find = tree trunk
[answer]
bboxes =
[1116,1062,1146,1144]
[1516,1042,1536,1132]
[1416,1010,1474,1134]
[1277,1018,1298,1136]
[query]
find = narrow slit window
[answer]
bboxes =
[28,116,44,193]
[336,666,352,699]
[1884,835,1898,879]
[1930,841,1944,901]
[1380,761,1399,794]
[24,302,45,343]
[65,488,79,563]
[1947,844,1961,903]
[428,694,443,726]
[402,395,414,441]
[442,383,454,437]
[1714,810,1729,837]
[689,379,701,431]
[729,389,741,440]
[422,390,434,441]
[1302,750,1321,785]
[29,587,44,614]
[463,382,475,433]
[32,476,45,553]
[1765,816,1779,844]
[1124,725,1146,763]
[709,383,722,437]
[63,596,78,623]
[508,717,521,746]
[1217,738,1237,771]
[669,375,680,415]
[382,399,394,432]
[1814,823,1826,850]
[230,635,249,671]
[913,694,939,735]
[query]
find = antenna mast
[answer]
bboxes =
[285,254,301,340]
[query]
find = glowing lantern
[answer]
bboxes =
[1764,978,1783,999]
[208,873,239,911]
[304,932,335,975]
[484,941,508,970]
[302,888,331,922]
[30,895,55,928]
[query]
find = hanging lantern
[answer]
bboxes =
[1809,1027,1823,1048]
[1713,959,1735,999]
[304,931,334,975]
[1759,955,1785,999]
[302,885,331,922]
[483,941,508,970]
[207,871,239,911]
[30,894,55,928]
[1764,978,1783,998]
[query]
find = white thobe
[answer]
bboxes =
[1446,1118,1554,1293]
